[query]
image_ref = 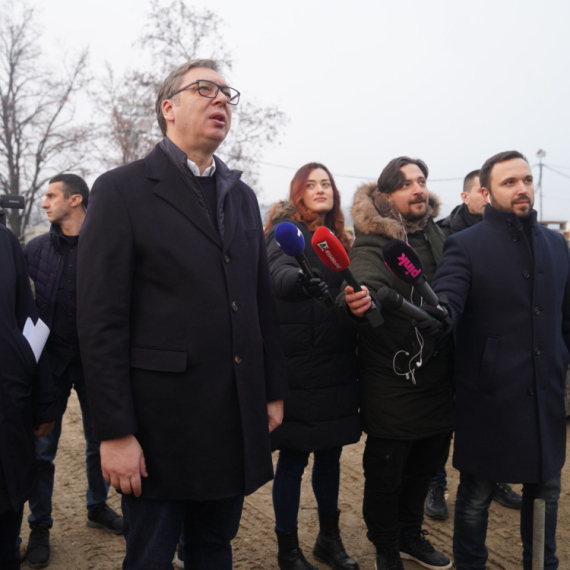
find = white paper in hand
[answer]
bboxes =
[22,317,50,363]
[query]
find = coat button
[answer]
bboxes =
[522,270,530,279]
[511,234,520,242]
[234,355,242,364]
[528,388,535,396]
[231,301,238,312]
[534,347,542,355]
[224,254,230,263]
[534,307,541,315]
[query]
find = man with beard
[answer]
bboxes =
[431,151,570,569]
[337,157,454,570]
[426,169,522,520]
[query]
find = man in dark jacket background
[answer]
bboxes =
[77,59,287,569]
[337,157,454,570]
[23,174,122,568]
[432,150,570,570]
[436,170,485,238]
[0,224,57,569]
[426,169,522,520]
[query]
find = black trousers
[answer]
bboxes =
[362,431,452,548]
[0,507,23,570]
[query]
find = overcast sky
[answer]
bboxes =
[36,0,570,221]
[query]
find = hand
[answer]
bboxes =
[100,435,148,497]
[267,400,284,433]
[345,285,371,317]
[34,421,55,438]
[298,271,329,300]
[412,316,443,336]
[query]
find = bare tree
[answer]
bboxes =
[96,0,286,188]
[0,1,92,237]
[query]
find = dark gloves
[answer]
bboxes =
[412,295,451,336]
[298,270,329,300]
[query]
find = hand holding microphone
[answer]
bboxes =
[382,238,451,325]
[274,222,333,308]
[311,227,384,328]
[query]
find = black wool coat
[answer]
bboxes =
[432,206,570,483]
[265,209,360,452]
[77,143,288,501]
[0,225,57,511]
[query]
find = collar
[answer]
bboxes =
[160,137,215,177]
[483,204,537,229]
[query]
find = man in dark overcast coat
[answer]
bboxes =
[77,58,287,570]
[0,224,57,569]
[432,150,570,570]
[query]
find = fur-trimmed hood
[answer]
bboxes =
[268,200,297,224]
[351,182,441,240]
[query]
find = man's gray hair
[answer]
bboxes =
[155,59,220,136]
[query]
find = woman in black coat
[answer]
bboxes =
[265,163,361,570]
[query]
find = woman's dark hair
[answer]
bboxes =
[265,162,351,251]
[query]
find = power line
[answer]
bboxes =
[544,165,570,180]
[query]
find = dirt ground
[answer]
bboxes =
[20,392,570,569]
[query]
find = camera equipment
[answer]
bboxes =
[0,195,25,227]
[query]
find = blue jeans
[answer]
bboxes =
[272,447,342,533]
[454,471,561,570]
[0,507,23,570]
[122,493,244,570]
[28,360,109,529]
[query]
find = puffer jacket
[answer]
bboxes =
[266,202,361,451]
[437,203,482,237]
[337,183,454,440]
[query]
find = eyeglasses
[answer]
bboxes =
[167,80,240,105]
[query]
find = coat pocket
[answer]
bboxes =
[130,346,187,373]
[479,335,502,393]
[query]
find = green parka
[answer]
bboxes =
[337,182,454,440]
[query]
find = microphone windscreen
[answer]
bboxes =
[275,222,305,257]
[311,227,350,271]
[382,239,424,285]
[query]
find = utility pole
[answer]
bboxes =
[536,149,546,221]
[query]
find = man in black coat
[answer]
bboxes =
[436,170,485,238]
[432,151,570,570]
[76,58,287,570]
[24,174,122,569]
[0,224,57,569]
[427,169,522,521]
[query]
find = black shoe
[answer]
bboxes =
[424,484,448,520]
[87,503,124,535]
[276,529,318,570]
[375,547,404,570]
[313,512,359,570]
[399,528,452,570]
[26,525,51,569]
[492,482,522,510]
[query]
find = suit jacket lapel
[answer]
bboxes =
[147,146,222,247]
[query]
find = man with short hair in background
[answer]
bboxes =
[24,174,122,568]
[426,169,522,520]
[431,150,570,569]
[76,59,287,569]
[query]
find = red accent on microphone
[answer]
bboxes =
[311,227,350,271]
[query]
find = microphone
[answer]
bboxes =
[274,222,333,308]
[382,238,450,324]
[376,287,435,322]
[311,226,383,327]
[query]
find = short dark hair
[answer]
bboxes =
[479,151,528,192]
[49,173,89,209]
[377,157,429,195]
[155,59,220,136]
[463,169,480,194]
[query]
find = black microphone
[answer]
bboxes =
[376,287,435,322]
[382,239,451,324]
[274,222,333,308]
[311,226,384,327]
